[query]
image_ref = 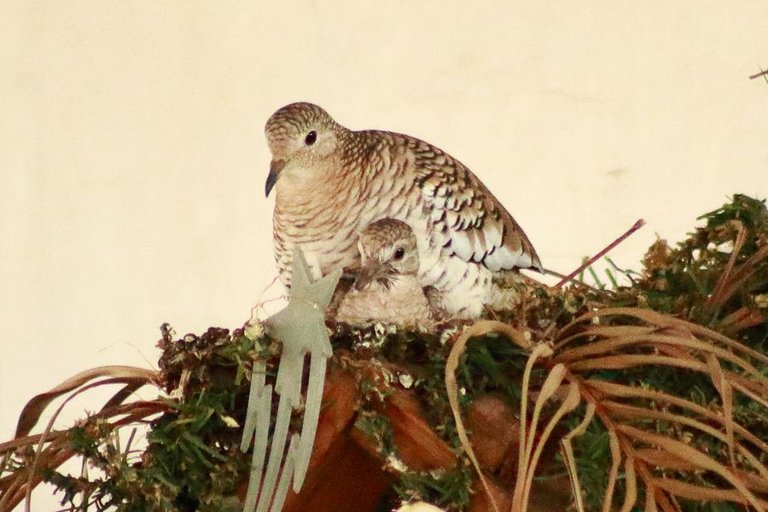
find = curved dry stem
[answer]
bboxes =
[557,331,768,383]
[618,447,637,512]
[510,342,553,512]
[707,220,748,310]
[585,380,768,454]
[0,367,162,512]
[548,305,768,511]
[556,307,768,366]
[517,369,580,510]
[24,376,157,511]
[559,401,595,512]
[601,402,768,487]
[603,424,622,512]
[445,320,533,512]
[568,354,709,372]
[616,424,764,510]
[654,478,768,508]
[15,365,159,438]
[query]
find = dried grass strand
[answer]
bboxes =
[652,478,768,509]
[705,354,736,467]
[559,401,595,512]
[603,423,622,512]
[618,447,638,512]
[587,380,765,442]
[510,342,553,512]
[15,365,158,438]
[446,320,532,512]
[707,220,748,309]
[615,424,763,510]
[518,374,580,511]
[556,307,768,366]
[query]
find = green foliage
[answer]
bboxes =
[635,194,768,349]
[393,464,474,512]
[44,326,268,511]
[3,194,766,512]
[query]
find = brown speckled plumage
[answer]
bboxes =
[265,102,541,317]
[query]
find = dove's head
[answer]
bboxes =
[264,102,344,197]
[355,218,420,290]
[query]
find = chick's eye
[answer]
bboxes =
[393,247,406,260]
[304,130,317,146]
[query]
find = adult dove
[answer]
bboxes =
[265,102,541,317]
[334,218,441,326]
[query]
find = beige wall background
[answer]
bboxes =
[1,1,767,508]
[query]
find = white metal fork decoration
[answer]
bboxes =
[240,248,341,512]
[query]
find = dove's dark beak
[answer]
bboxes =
[265,159,286,197]
[354,262,395,291]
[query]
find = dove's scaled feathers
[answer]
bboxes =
[265,102,541,317]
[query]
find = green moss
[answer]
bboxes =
[393,464,474,512]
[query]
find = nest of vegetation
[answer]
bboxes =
[2,194,768,512]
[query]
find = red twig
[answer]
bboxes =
[555,219,646,288]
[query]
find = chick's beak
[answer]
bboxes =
[265,159,286,197]
[354,262,394,291]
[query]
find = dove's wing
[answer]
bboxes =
[411,140,542,273]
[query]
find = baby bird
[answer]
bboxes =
[334,219,440,326]
[265,102,542,318]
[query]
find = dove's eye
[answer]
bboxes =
[393,247,405,260]
[304,130,317,146]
